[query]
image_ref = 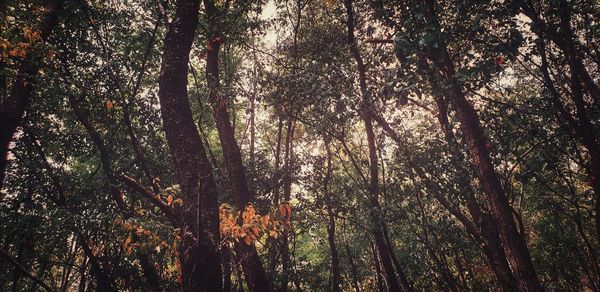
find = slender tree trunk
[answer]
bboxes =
[281,117,295,291]
[157,0,222,290]
[0,247,54,292]
[269,117,284,278]
[78,257,88,292]
[10,243,24,292]
[344,0,412,291]
[520,0,600,242]
[0,0,64,190]
[556,1,600,241]
[324,136,341,292]
[372,242,386,291]
[342,221,361,292]
[364,113,406,292]
[203,1,270,291]
[223,245,232,292]
[68,92,163,292]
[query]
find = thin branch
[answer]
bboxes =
[0,247,56,292]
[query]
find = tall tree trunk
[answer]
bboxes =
[280,117,294,291]
[203,1,270,291]
[556,0,600,241]
[364,113,406,292]
[421,1,542,290]
[434,94,518,291]
[0,0,64,190]
[324,136,341,292]
[344,0,412,290]
[372,110,517,291]
[157,0,222,290]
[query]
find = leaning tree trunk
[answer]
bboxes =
[421,1,542,290]
[157,0,222,290]
[203,1,270,291]
[434,93,517,291]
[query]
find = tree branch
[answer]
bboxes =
[0,247,55,292]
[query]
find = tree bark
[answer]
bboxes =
[420,1,542,290]
[344,0,412,290]
[433,93,518,291]
[158,0,222,290]
[203,1,270,291]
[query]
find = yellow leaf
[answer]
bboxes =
[173,198,183,206]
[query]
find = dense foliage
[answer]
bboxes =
[1,0,599,291]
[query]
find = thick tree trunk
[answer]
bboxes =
[421,1,542,290]
[0,0,64,190]
[440,60,541,291]
[158,0,222,290]
[434,95,517,291]
[203,1,270,291]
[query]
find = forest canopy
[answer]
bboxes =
[1,0,599,291]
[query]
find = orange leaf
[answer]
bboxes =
[123,236,132,247]
[167,195,174,205]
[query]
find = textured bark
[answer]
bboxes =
[421,1,542,290]
[203,1,270,291]
[158,0,222,290]
[434,95,517,291]
[0,0,64,190]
